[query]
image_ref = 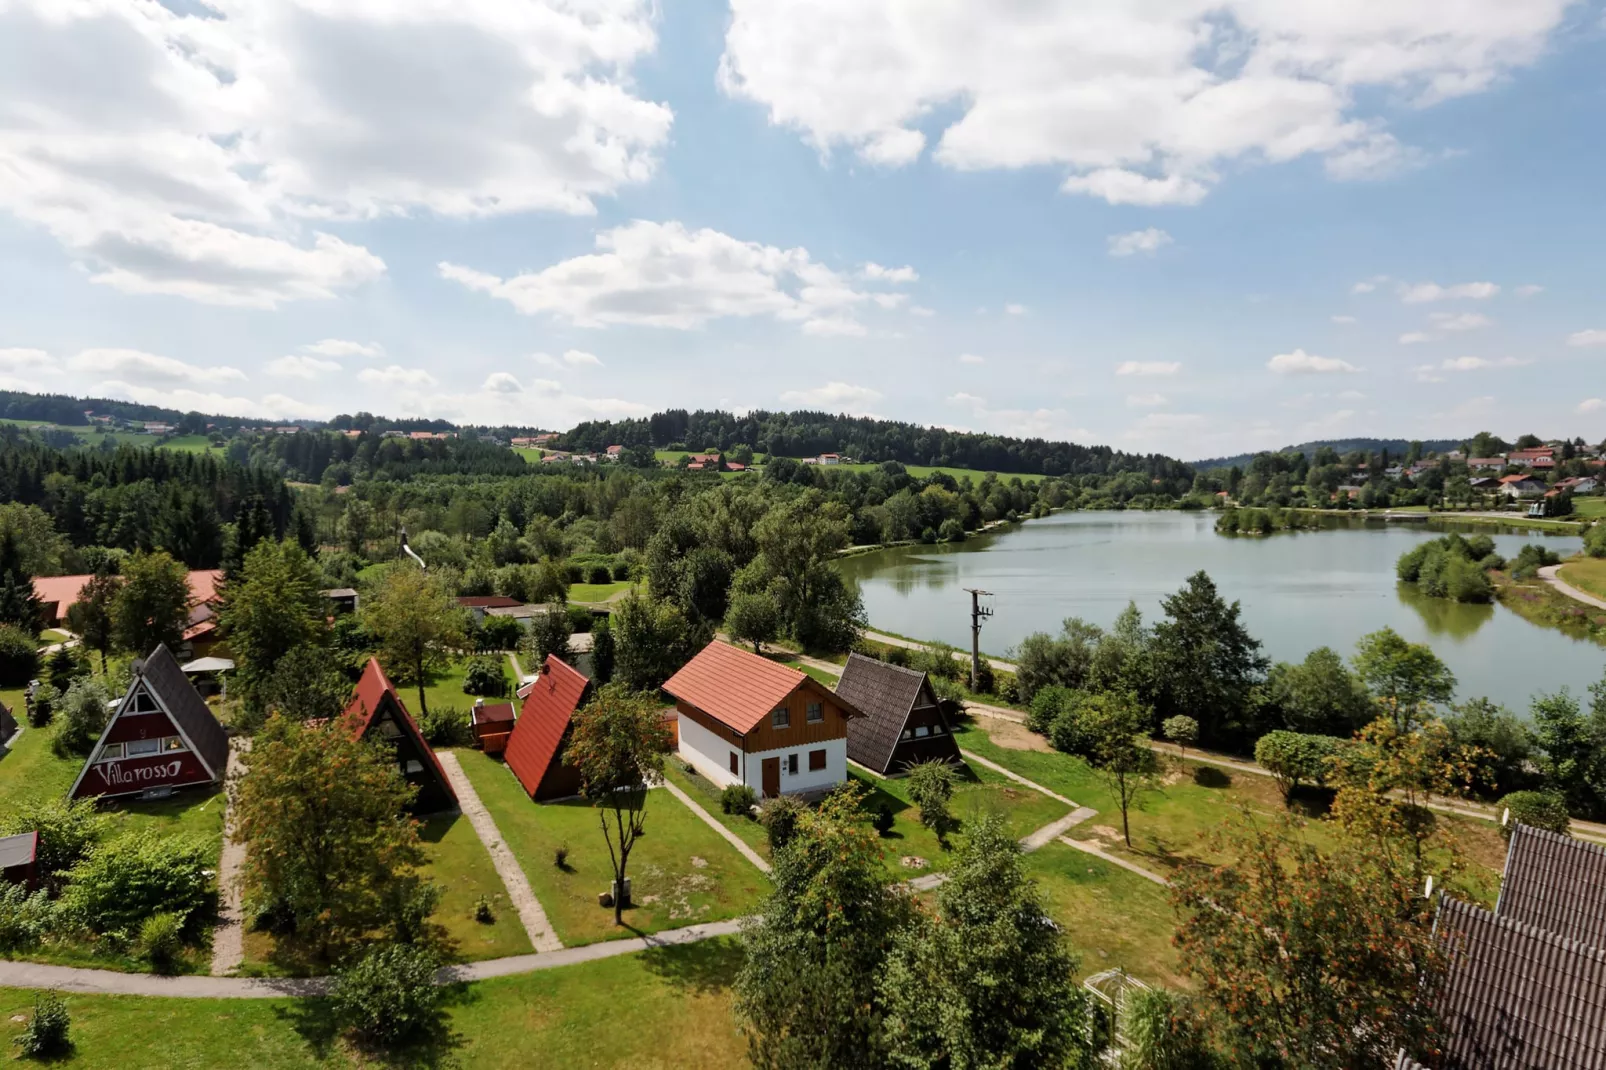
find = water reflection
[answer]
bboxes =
[1395,582,1495,641]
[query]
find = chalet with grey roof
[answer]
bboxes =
[834,653,960,775]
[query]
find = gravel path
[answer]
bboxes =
[436,751,563,953]
[208,737,252,976]
[659,776,772,875]
[1540,564,1606,611]
[861,630,1018,673]
[1021,807,1098,852]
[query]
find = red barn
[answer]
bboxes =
[343,659,458,814]
[504,655,592,801]
[70,645,229,800]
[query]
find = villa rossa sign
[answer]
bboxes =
[79,752,210,796]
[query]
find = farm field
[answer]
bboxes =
[453,747,768,947]
[0,937,749,1069]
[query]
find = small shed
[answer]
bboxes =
[343,659,458,814]
[69,644,229,801]
[0,831,38,889]
[504,656,592,801]
[471,700,517,755]
[835,653,961,775]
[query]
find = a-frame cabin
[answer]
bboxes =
[835,653,961,775]
[343,658,458,814]
[70,644,229,800]
[504,655,592,801]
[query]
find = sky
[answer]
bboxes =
[0,0,1602,461]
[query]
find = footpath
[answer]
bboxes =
[1539,564,1606,612]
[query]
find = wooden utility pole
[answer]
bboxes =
[962,588,993,690]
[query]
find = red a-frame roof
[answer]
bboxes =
[504,655,592,798]
[343,658,456,806]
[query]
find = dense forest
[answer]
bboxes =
[1193,437,1464,470]
[0,390,246,432]
[244,431,529,484]
[559,408,1191,480]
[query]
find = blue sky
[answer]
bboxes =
[0,0,1602,459]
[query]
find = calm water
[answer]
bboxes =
[837,511,1602,713]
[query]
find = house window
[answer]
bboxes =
[930,724,945,736]
[806,702,823,724]
[127,738,160,757]
[403,760,423,775]
[772,707,790,729]
[729,751,739,775]
[901,728,914,740]
[100,743,124,761]
[915,726,930,738]
[378,717,403,740]
[164,737,185,751]
[809,749,826,771]
[787,754,799,776]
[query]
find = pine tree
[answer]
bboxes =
[0,531,42,636]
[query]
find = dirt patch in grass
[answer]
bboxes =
[979,716,1051,752]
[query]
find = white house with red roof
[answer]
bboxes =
[663,641,862,799]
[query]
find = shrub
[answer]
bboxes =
[1254,731,1343,806]
[721,783,757,816]
[1585,521,1606,559]
[331,942,445,1046]
[590,618,615,685]
[418,704,471,747]
[586,564,612,585]
[138,912,186,974]
[553,844,569,869]
[51,677,110,757]
[871,804,896,835]
[995,673,1019,704]
[1028,685,1078,734]
[939,518,965,543]
[566,605,595,633]
[759,794,806,853]
[1,798,107,894]
[907,759,957,840]
[0,882,56,952]
[611,560,634,582]
[12,990,69,1058]
[1509,543,1562,580]
[461,655,508,697]
[1118,988,1216,1070]
[1499,791,1570,839]
[475,614,524,653]
[26,681,57,729]
[0,624,38,688]
[973,659,995,694]
[474,896,495,924]
[60,830,210,935]
[46,647,86,693]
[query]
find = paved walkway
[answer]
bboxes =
[959,748,1076,807]
[1057,836,1171,888]
[1021,807,1098,852]
[862,630,1017,673]
[208,737,252,976]
[436,752,563,953]
[1540,564,1606,611]
[443,918,747,983]
[659,776,772,875]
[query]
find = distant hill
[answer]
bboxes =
[1192,438,1464,470]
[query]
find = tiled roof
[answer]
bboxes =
[505,656,591,798]
[836,653,930,772]
[471,702,516,726]
[1430,895,1606,1069]
[662,641,806,734]
[343,658,456,805]
[1498,825,1606,950]
[139,644,229,778]
[33,569,221,624]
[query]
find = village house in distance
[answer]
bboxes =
[69,644,229,801]
[664,641,862,799]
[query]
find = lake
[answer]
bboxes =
[836,510,1603,713]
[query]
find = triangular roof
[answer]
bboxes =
[663,641,812,734]
[343,658,456,808]
[505,656,592,798]
[69,644,229,798]
[836,653,944,772]
[1497,824,1606,950]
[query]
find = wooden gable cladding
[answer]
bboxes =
[739,679,851,754]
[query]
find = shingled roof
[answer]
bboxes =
[1497,823,1606,950]
[1430,894,1606,1069]
[138,644,229,778]
[836,653,934,772]
[663,642,808,734]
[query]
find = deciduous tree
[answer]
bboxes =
[1352,627,1456,728]
[218,539,328,705]
[725,589,780,655]
[1085,693,1161,847]
[66,567,120,673]
[1146,572,1268,748]
[363,566,466,717]
[111,550,191,654]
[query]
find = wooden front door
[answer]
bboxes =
[761,757,780,799]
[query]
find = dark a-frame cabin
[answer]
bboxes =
[343,658,458,814]
[836,653,961,775]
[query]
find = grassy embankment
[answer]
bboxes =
[1494,570,1606,645]
[1558,556,1606,602]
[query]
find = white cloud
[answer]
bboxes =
[1567,329,1606,347]
[779,381,882,415]
[1126,393,1168,408]
[1107,228,1173,258]
[532,350,605,369]
[945,392,1093,441]
[442,220,895,336]
[871,293,909,310]
[358,365,438,388]
[1431,356,1531,372]
[958,354,985,365]
[718,2,1568,204]
[1004,303,1027,316]
[70,348,246,386]
[1429,311,1493,331]
[1516,284,1544,297]
[1115,360,1181,377]
[910,306,936,317]
[1398,281,1500,303]
[1351,275,1389,294]
[1267,348,1361,375]
[1398,331,1434,345]
[1330,315,1357,324]
[482,372,523,394]
[95,381,323,421]
[302,339,383,359]
[0,0,671,306]
[1578,398,1603,414]
[0,349,53,373]
[861,263,918,283]
[266,355,341,380]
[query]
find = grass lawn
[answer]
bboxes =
[567,579,637,603]
[454,748,768,946]
[1560,556,1606,601]
[850,760,1071,879]
[418,657,513,720]
[417,812,532,961]
[158,434,218,454]
[661,761,772,861]
[1573,498,1606,520]
[40,628,72,644]
[0,937,749,1069]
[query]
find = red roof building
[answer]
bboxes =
[503,655,593,800]
[470,700,516,755]
[343,659,458,814]
[35,569,221,629]
[664,641,862,799]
